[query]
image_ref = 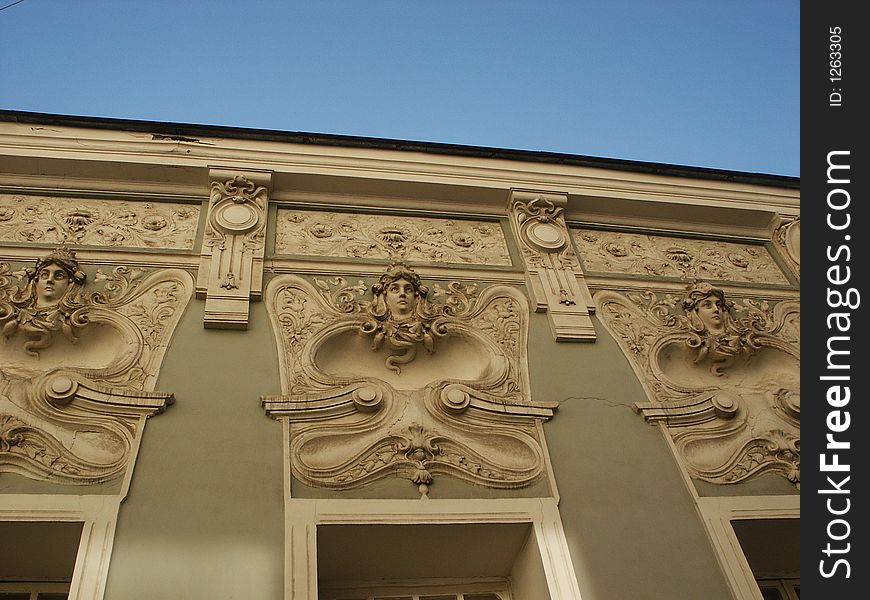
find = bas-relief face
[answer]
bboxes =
[696,296,725,335]
[385,278,416,320]
[35,263,71,307]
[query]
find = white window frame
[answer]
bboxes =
[697,495,799,600]
[284,497,582,600]
[0,495,121,600]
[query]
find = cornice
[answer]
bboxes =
[0,121,799,223]
[0,110,799,187]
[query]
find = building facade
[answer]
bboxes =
[0,111,799,600]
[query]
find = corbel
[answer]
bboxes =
[507,189,596,341]
[197,168,272,329]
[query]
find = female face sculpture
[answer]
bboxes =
[373,264,426,322]
[385,277,417,320]
[695,295,725,335]
[25,248,86,310]
[35,262,72,307]
[683,282,729,336]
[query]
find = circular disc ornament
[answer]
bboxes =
[214,202,259,233]
[525,221,566,251]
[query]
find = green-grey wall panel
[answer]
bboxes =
[531,313,734,600]
[104,299,284,600]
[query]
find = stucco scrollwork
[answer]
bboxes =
[263,263,555,497]
[595,282,799,487]
[0,248,194,483]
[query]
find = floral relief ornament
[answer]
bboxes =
[274,210,511,266]
[571,228,789,284]
[595,281,800,487]
[0,195,198,249]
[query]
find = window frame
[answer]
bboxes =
[0,495,121,600]
[284,497,581,600]
[697,495,799,600]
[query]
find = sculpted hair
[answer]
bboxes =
[681,281,728,314]
[371,263,428,299]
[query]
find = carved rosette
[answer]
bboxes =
[508,190,595,341]
[262,267,555,497]
[0,253,194,484]
[197,170,271,329]
[594,284,800,487]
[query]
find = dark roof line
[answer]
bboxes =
[0,110,799,188]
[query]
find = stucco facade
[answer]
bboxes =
[0,111,799,600]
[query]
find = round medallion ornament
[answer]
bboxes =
[214,202,259,233]
[712,391,739,419]
[525,221,566,251]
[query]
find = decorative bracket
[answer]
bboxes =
[773,216,800,278]
[197,168,272,329]
[507,190,595,341]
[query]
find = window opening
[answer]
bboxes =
[731,518,799,600]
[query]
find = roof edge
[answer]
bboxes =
[0,110,799,189]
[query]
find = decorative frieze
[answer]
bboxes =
[507,190,595,341]
[263,263,556,497]
[196,169,271,329]
[595,282,799,487]
[0,249,193,483]
[0,193,199,249]
[571,228,789,284]
[275,209,512,266]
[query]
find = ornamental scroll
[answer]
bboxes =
[262,264,557,498]
[0,248,193,484]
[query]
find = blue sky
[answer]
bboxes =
[1,1,799,176]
